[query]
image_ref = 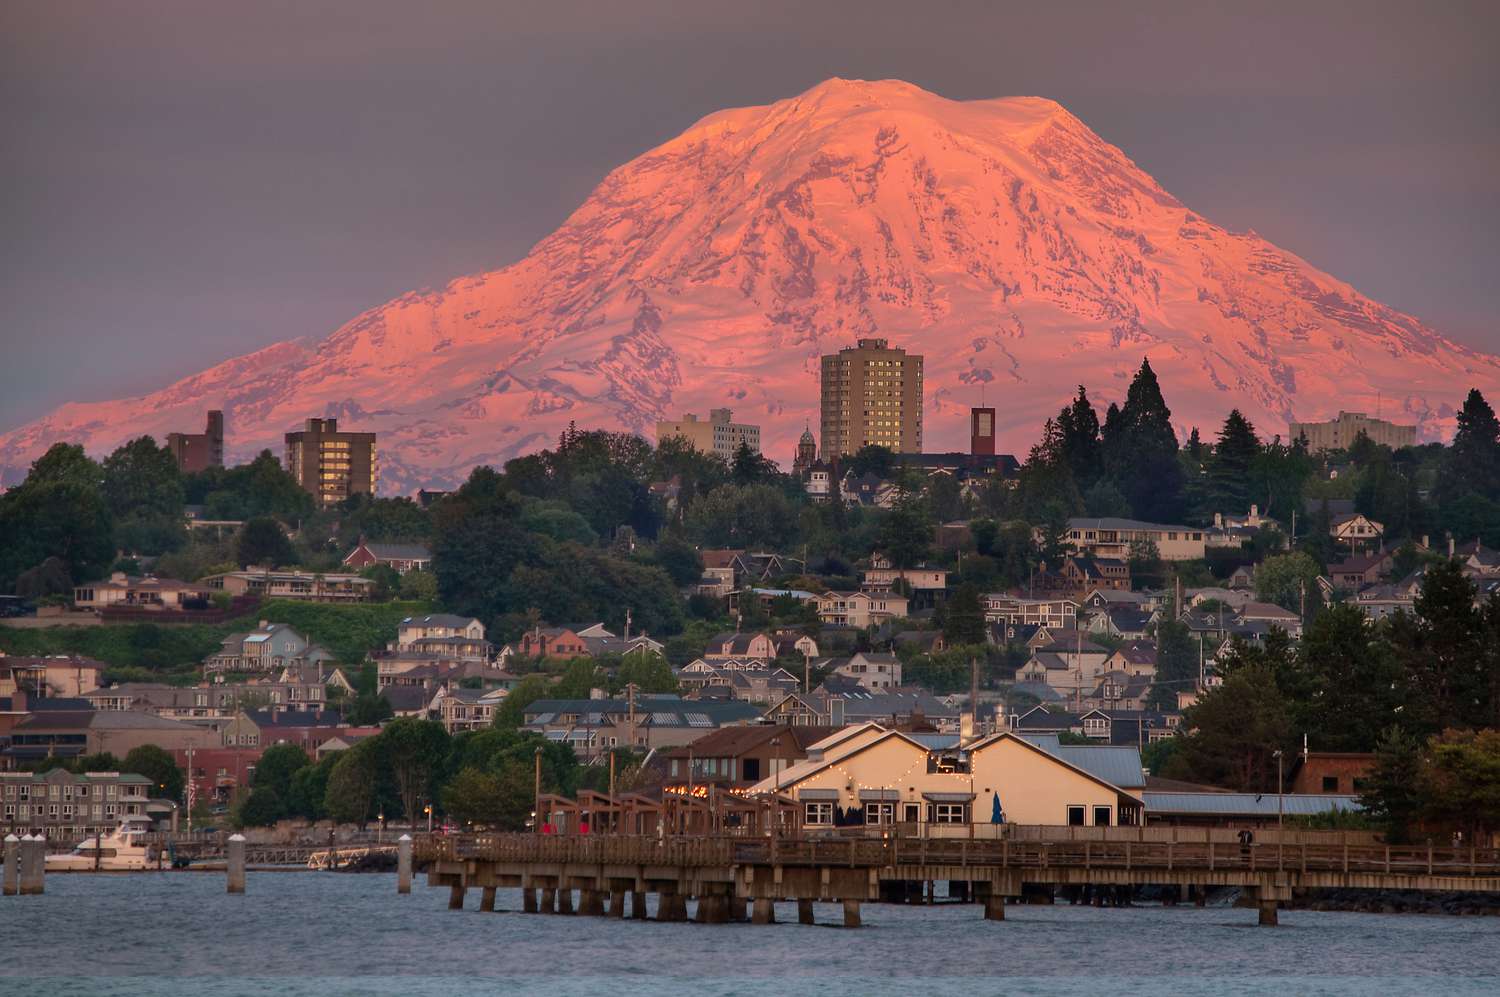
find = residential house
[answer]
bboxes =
[763,690,961,730]
[1101,641,1158,680]
[1015,637,1113,699]
[812,591,909,628]
[520,696,762,760]
[748,727,1144,830]
[219,710,346,750]
[1010,705,1180,747]
[394,614,487,652]
[771,632,820,659]
[1063,517,1207,561]
[430,686,506,734]
[1238,601,1304,638]
[72,573,212,613]
[342,538,433,575]
[0,656,104,698]
[703,631,777,661]
[982,595,1078,629]
[1055,555,1131,594]
[1328,551,1393,591]
[1085,607,1155,641]
[659,724,836,792]
[861,554,949,593]
[204,623,334,675]
[202,570,376,603]
[828,651,903,692]
[893,630,947,654]
[514,627,590,659]
[1329,512,1384,549]
[1087,672,1153,711]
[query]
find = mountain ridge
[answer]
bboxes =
[3,78,1492,491]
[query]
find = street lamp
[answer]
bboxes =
[424,804,433,833]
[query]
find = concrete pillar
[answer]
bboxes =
[20,836,45,896]
[797,899,815,925]
[540,887,557,913]
[842,899,862,928]
[608,890,627,917]
[984,895,1006,920]
[631,890,648,919]
[3,835,18,896]
[752,898,776,924]
[396,834,412,894]
[480,886,496,912]
[447,882,465,909]
[1258,899,1279,927]
[557,888,574,915]
[226,834,246,895]
[523,888,538,913]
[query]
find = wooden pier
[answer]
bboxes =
[422,831,1500,926]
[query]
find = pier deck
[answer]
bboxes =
[422,831,1500,926]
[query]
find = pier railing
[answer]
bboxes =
[422,831,1500,879]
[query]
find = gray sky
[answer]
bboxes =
[3,1,1496,429]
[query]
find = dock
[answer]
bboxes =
[422,830,1500,926]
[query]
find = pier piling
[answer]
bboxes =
[226,834,246,894]
[2,835,17,896]
[480,886,496,912]
[523,888,538,913]
[540,887,557,913]
[557,888,574,915]
[448,883,465,909]
[797,899,814,925]
[752,898,776,924]
[631,890,647,919]
[607,890,626,917]
[19,836,45,895]
[842,899,862,927]
[397,835,412,894]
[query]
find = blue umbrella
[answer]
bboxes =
[991,792,1005,824]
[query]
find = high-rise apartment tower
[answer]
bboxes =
[284,418,377,508]
[819,338,923,459]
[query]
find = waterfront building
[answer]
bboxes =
[1288,411,1416,452]
[820,338,923,458]
[0,768,154,841]
[655,408,761,459]
[749,725,1144,829]
[284,417,377,508]
[165,410,225,473]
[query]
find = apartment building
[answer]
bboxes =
[819,338,924,458]
[165,410,225,473]
[1064,517,1207,561]
[655,409,761,459]
[284,417,377,508]
[0,769,153,841]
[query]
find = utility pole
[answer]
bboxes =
[533,746,543,834]
[608,750,617,803]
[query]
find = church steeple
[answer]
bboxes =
[793,424,817,476]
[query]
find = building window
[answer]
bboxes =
[1322,776,1340,793]
[804,802,834,826]
[1093,806,1111,827]
[928,802,969,824]
[1067,805,1086,826]
[902,803,921,824]
[865,802,895,825]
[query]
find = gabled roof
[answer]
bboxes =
[401,614,479,629]
[355,541,432,560]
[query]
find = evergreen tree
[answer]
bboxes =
[941,584,987,646]
[1207,410,1261,514]
[1358,726,1426,844]
[1055,386,1101,489]
[1440,388,1500,501]
[1111,359,1184,522]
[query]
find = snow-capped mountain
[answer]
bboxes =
[4,78,1494,491]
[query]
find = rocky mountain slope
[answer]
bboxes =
[5,78,1493,491]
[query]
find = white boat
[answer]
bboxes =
[45,816,158,871]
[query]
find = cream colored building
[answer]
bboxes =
[813,590,909,628]
[656,409,761,459]
[820,338,924,458]
[750,725,1142,830]
[1064,518,1206,561]
[1288,411,1416,452]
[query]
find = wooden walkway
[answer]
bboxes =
[422,831,1500,927]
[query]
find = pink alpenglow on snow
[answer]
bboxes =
[2,78,1494,491]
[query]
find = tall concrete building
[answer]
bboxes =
[655,408,760,459]
[284,418,377,508]
[166,410,224,473]
[819,338,923,458]
[1288,411,1416,452]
